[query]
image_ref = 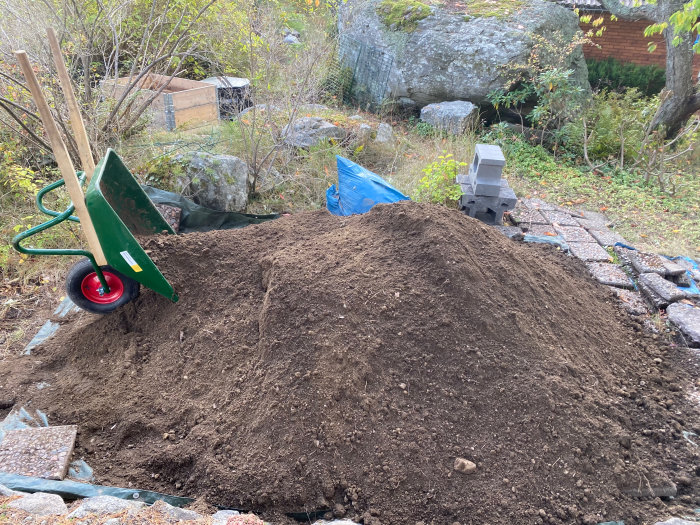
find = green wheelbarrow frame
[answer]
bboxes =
[12,148,178,304]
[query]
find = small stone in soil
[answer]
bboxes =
[453,457,477,474]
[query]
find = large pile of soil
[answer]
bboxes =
[2,202,699,524]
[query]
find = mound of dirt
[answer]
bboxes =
[2,202,699,524]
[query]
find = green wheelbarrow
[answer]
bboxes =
[12,149,179,314]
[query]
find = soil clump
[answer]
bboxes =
[1,202,699,524]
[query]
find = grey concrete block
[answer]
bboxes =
[458,179,517,226]
[508,206,548,226]
[607,287,649,316]
[629,251,671,276]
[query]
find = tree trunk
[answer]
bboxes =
[599,0,700,138]
[649,8,700,137]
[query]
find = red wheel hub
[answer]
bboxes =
[80,271,125,304]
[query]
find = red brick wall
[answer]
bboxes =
[579,12,700,78]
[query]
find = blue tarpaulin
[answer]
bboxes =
[326,156,409,216]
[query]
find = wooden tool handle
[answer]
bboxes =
[47,28,96,181]
[15,50,107,265]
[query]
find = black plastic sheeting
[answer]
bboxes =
[142,186,279,233]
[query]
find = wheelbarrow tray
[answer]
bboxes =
[85,149,178,302]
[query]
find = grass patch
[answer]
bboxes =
[498,135,700,256]
[376,0,432,31]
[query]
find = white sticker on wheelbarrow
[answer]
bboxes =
[120,250,143,272]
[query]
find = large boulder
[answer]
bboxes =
[420,101,478,134]
[177,152,249,212]
[338,0,589,107]
[282,117,346,148]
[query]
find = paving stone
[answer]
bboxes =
[519,224,559,236]
[0,425,77,480]
[494,226,524,241]
[521,197,557,211]
[553,225,596,243]
[638,273,687,305]
[557,206,585,218]
[541,210,580,226]
[587,263,633,289]
[66,495,145,519]
[613,245,635,266]
[667,303,700,347]
[8,492,67,516]
[662,260,687,277]
[588,228,627,247]
[569,242,612,262]
[607,287,649,316]
[578,210,612,227]
[509,206,548,225]
[629,251,671,276]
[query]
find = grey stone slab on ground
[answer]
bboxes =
[588,228,627,247]
[66,495,145,519]
[542,209,580,226]
[553,225,596,243]
[578,210,611,227]
[519,224,559,236]
[667,303,700,347]
[629,251,674,276]
[8,492,67,516]
[419,101,478,135]
[662,259,688,277]
[494,226,524,241]
[508,206,548,225]
[374,123,394,144]
[587,263,633,289]
[0,425,77,480]
[608,287,649,316]
[521,197,557,211]
[569,242,612,262]
[638,273,687,304]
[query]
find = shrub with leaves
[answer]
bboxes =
[587,57,666,97]
[414,153,465,207]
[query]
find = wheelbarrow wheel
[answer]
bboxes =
[66,258,140,314]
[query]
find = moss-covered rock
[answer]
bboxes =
[376,0,432,32]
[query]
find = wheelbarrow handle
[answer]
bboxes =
[36,172,86,223]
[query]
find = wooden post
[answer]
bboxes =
[46,28,96,181]
[15,50,107,266]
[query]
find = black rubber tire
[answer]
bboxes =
[66,258,140,314]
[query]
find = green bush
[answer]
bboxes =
[414,153,465,207]
[587,57,666,97]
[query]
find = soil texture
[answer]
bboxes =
[2,202,700,525]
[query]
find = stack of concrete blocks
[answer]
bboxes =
[457,144,516,225]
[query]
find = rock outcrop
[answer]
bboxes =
[338,0,589,107]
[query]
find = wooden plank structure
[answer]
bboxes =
[104,73,218,130]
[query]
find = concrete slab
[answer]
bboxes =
[494,226,524,241]
[553,225,596,243]
[587,263,634,289]
[0,425,77,480]
[541,210,580,227]
[666,303,700,347]
[629,251,671,276]
[508,207,548,225]
[569,242,612,262]
[607,287,649,316]
[520,197,557,211]
[588,228,628,247]
[638,273,687,305]
[519,224,559,237]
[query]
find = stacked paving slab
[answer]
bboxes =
[498,197,700,347]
